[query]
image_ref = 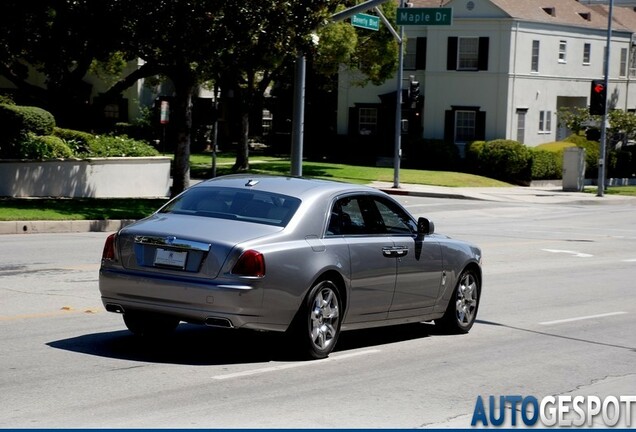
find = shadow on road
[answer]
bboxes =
[47,322,445,365]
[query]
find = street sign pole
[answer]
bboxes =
[393,3,404,189]
[290,0,390,177]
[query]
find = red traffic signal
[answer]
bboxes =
[589,79,606,115]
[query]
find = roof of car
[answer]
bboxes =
[194,175,379,200]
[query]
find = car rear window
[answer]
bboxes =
[159,187,301,227]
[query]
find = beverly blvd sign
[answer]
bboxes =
[351,13,380,31]
[396,7,452,25]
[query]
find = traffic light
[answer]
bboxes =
[589,79,606,115]
[409,80,420,107]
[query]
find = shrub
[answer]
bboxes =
[530,148,562,180]
[472,139,532,185]
[87,135,160,157]
[53,127,96,156]
[19,134,75,159]
[465,140,486,171]
[0,104,56,158]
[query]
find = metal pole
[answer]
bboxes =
[291,53,306,177]
[598,0,613,197]
[393,2,404,189]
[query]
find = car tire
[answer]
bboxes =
[123,311,180,337]
[436,268,480,334]
[290,280,342,360]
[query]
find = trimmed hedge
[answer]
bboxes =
[19,133,75,159]
[0,104,56,158]
[87,135,160,157]
[53,127,96,155]
[530,148,562,180]
[466,139,532,185]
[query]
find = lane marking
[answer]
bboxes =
[622,258,636,262]
[212,349,381,380]
[539,311,627,326]
[542,249,593,258]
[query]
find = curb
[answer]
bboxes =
[378,187,479,201]
[0,219,136,235]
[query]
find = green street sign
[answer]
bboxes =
[396,7,452,25]
[351,13,380,31]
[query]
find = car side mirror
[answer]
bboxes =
[417,217,435,236]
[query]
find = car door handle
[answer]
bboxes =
[382,247,409,258]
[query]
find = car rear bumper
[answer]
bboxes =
[99,267,289,332]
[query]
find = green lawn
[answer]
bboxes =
[1,154,632,221]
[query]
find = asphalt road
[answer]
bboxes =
[0,196,634,428]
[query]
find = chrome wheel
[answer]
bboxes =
[436,268,480,333]
[309,283,340,352]
[455,272,478,329]
[289,280,342,359]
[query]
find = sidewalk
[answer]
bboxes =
[1,183,634,235]
[370,181,636,205]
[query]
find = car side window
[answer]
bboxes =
[327,196,393,236]
[374,198,416,235]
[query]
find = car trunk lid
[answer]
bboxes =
[116,213,281,278]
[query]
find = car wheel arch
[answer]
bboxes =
[310,269,348,314]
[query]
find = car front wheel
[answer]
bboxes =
[290,280,342,360]
[436,268,480,333]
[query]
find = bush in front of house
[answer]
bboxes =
[0,104,56,158]
[466,139,532,185]
[53,127,96,155]
[530,148,562,180]
[86,134,160,157]
[19,133,75,159]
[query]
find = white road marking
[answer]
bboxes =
[622,258,636,262]
[212,349,381,380]
[539,312,627,326]
[542,249,593,258]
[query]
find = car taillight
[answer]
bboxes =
[232,250,265,277]
[102,233,117,261]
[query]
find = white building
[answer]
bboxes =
[337,0,636,155]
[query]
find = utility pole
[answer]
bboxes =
[290,0,394,177]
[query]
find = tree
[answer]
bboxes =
[0,1,125,125]
[2,0,400,195]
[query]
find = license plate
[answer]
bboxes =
[154,248,187,269]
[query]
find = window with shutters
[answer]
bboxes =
[447,37,489,71]
[455,111,476,142]
[404,37,427,71]
[458,37,479,70]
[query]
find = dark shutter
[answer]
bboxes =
[444,110,455,142]
[478,37,489,71]
[475,111,486,140]
[416,37,427,70]
[447,37,458,70]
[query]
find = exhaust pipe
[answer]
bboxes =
[205,317,234,328]
[105,303,125,314]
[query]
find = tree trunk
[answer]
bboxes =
[170,69,195,197]
[232,109,250,171]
